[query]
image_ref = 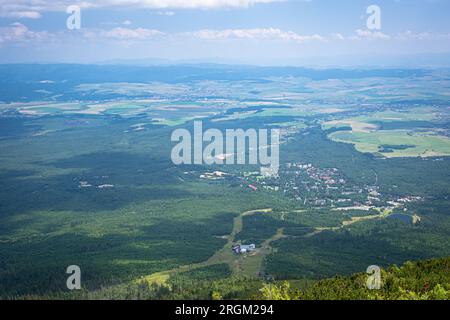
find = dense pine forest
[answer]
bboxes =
[16,257,448,300]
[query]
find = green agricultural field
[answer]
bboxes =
[329,130,450,157]
[323,107,450,158]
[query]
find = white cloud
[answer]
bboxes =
[397,30,450,41]
[0,23,164,44]
[1,24,324,45]
[0,22,50,43]
[191,28,325,42]
[331,33,345,40]
[7,24,450,49]
[156,11,175,16]
[84,26,322,43]
[95,0,279,9]
[4,11,42,19]
[105,27,164,40]
[0,0,280,18]
[351,29,391,40]
[93,27,165,40]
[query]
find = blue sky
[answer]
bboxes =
[1,0,450,66]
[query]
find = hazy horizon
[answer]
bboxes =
[2,52,450,68]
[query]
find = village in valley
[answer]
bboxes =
[186,161,423,225]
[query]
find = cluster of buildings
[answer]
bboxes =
[199,171,228,180]
[232,244,256,254]
[78,176,115,190]
[191,164,423,214]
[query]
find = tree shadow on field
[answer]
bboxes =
[0,213,233,297]
[0,152,191,216]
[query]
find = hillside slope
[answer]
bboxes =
[261,257,450,300]
[35,257,449,300]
